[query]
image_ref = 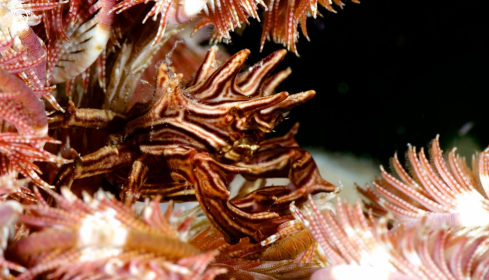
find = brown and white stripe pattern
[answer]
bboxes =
[52,47,337,244]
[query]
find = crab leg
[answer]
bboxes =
[48,100,126,131]
[235,123,338,209]
[164,146,281,244]
[107,166,198,202]
[120,156,151,204]
[53,146,136,189]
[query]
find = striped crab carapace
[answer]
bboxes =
[49,47,337,244]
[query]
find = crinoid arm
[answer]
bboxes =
[357,136,489,230]
[110,0,206,46]
[47,0,117,84]
[7,188,223,279]
[191,0,360,54]
[0,69,47,136]
[0,133,72,190]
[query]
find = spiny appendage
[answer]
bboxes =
[299,196,489,280]
[191,0,264,44]
[111,0,206,46]
[47,0,116,84]
[0,4,63,111]
[0,133,72,190]
[8,188,225,280]
[357,136,489,230]
[260,0,359,55]
[189,0,358,53]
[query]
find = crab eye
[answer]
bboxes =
[226,107,237,122]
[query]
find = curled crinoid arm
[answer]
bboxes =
[103,19,181,113]
[191,0,264,44]
[0,133,72,190]
[8,188,224,280]
[357,135,489,229]
[298,196,489,280]
[0,69,48,136]
[2,0,69,41]
[0,5,64,111]
[47,0,117,84]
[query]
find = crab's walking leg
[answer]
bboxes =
[53,146,136,189]
[120,156,151,205]
[48,100,126,131]
[236,123,338,210]
[165,147,280,244]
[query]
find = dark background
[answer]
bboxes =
[223,0,488,164]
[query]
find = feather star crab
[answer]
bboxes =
[49,46,338,244]
[0,0,350,276]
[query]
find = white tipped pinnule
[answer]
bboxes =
[50,0,116,84]
[361,136,489,231]
[168,0,207,24]
[51,20,112,84]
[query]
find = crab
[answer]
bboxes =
[49,47,338,244]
